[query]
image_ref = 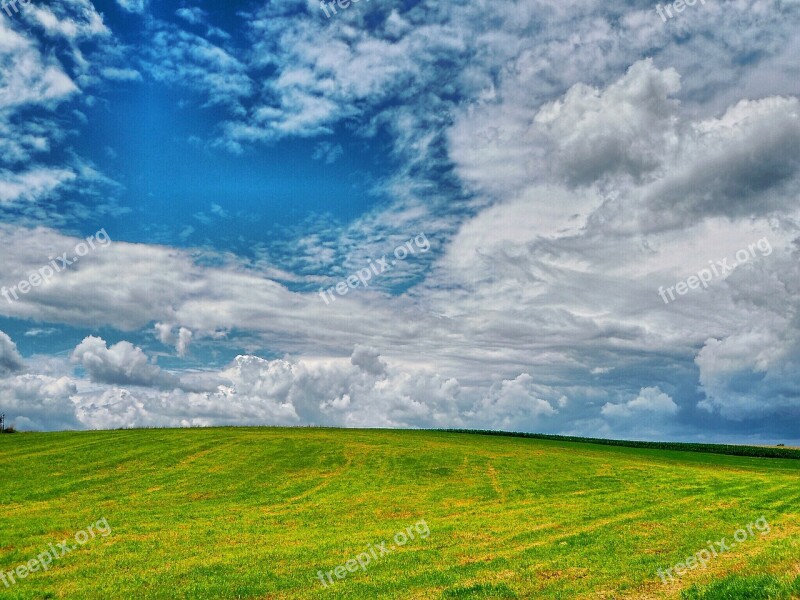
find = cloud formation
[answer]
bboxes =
[0,331,24,376]
[72,336,181,390]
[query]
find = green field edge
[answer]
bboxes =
[436,428,800,460]
[4,424,799,460]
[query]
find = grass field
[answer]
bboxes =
[0,428,798,599]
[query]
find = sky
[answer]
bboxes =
[0,0,799,443]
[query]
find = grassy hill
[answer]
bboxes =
[0,428,798,599]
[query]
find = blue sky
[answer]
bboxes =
[0,0,799,442]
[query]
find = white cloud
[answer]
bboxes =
[469,374,559,432]
[101,67,142,82]
[0,168,76,203]
[0,374,79,431]
[24,327,57,337]
[176,328,193,358]
[0,331,24,376]
[532,59,681,186]
[175,7,207,25]
[72,336,181,390]
[25,0,109,41]
[0,19,79,111]
[143,23,253,114]
[0,2,120,214]
[155,323,194,357]
[116,0,148,14]
[216,0,463,148]
[350,345,387,377]
[154,322,173,345]
[602,387,679,420]
[65,347,466,431]
[591,367,613,375]
[696,313,800,420]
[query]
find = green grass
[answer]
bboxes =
[442,429,800,459]
[0,428,798,599]
[681,574,800,599]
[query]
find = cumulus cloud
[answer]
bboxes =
[696,324,800,420]
[639,96,800,230]
[350,345,387,377]
[155,323,193,357]
[602,387,679,420]
[468,374,559,432]
[214,348,465,429]
[0,375,79,431]
[0,331,24,376]
[176,328,193,358]
[66,347,465,431]
[154,322,173,345]
[452,59,800,235]
[533,59,682,186]
[71,336,181,390]
[579,387,682,439]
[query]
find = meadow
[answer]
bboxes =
[0,428,798,599]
